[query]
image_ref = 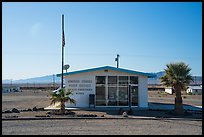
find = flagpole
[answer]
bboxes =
[61,14,64,89]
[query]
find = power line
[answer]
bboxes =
[67,53,200,60]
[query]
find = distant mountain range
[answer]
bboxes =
[148,71,202,85]
[2,75,61,84]
[148,71,165,85]
[2,71,202,85]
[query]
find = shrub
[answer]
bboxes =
[188,92,192,95]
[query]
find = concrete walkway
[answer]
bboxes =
[45,102,202,111]
[148,102,202,111]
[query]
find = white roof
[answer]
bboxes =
[188,86,202,90]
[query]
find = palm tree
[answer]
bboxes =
[50,88,76,114]
[160,62,193,114]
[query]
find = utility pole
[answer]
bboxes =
[53,74,55,89]
[128,85,131,109]
[10,79,12,87]
[194,76,197,85]
[34,82,35,93]
[61,14,65,89]
[115,54,120,68]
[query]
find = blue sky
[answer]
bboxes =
[2,2,202,80]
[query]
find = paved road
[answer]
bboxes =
[2,119,202,135]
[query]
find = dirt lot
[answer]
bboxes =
[2,90,51,112]
[2,119,202,135]
[2,89,106,118]
[2,89,202,118]
[148,90,202,106]
[2,89,202,135]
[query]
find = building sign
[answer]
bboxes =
[67,80,93,93]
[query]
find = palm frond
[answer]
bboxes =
[160,62,193,89]
[49,88,76,107]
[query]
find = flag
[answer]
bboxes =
[62,30,65,47]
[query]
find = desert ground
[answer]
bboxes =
[2,118,202,135]
[148,90,202,106]
[2,89,202,135]
[2,89,202,117]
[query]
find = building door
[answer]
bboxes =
[129,85,138,107]
[131,85,138,106]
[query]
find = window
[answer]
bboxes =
[108,87,117,100]
[118,87,128,100]
[96,76,106,84]
[95,75,139,106]
[130,76,138,84]
[119,76,128,86]
[118,101,128,106]
[96,101,106,106]
[108,100,117,106]
[108,76,117,85]
[107,76,117,106]
[96,86,105,100]
[96,76,106,106]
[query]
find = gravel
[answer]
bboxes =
[2,119,202,135]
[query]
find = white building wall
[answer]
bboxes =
[138,77,148,108]
[64,74,95,107]
[165,87,173,94]
[186,86,202,95]
[64,69,149,108]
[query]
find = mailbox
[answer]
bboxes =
[89,94,95,108]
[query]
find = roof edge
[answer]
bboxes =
[57,66,156,78]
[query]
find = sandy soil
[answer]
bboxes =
[2,90,51,112]
[2,90,106,118]
[2,119,202,135]
[2,89,202,118]
[2,90,202,135]
[148,90,202,106]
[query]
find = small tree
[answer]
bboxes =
[160,62,193,114]
[50,88,76,114]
